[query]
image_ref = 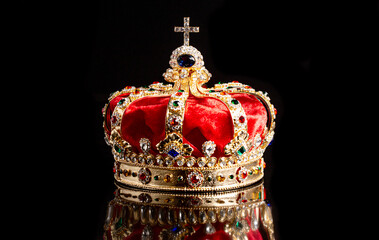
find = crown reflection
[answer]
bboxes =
[103,180,275,240]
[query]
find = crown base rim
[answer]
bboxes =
[114,173,264,192]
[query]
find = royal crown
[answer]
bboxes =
[102,17,276,191]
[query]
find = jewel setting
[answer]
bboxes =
[138,168,152,184]
[187,170,204,188]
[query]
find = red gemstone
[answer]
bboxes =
[239,116,245,123]
[232,80,239,83]
[139,173,146,181]
[111,116,117,124]
[240,171,248,179]
[176,92,182,96]
[191,174,200,184]
[170,118,179,126]
[152,81,159,84]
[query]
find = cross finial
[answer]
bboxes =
[174,17,199,46]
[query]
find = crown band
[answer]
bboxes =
[114,157,265,191]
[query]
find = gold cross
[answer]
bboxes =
[174,17,199,46]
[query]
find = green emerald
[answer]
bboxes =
[172,101,179,107]
[116,217,123,229]
[229,175,234,179]
[178,89,185,92]
[114,145,122,153]
[231,99,239,105]
[237,146,246,156]
[117,98,125,105]
[154,176,159,180]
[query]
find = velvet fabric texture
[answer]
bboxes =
[106,93,268,158]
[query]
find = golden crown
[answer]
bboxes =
[102,17,276,191]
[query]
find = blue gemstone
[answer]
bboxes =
[177,54,195,67]
[168,149,179,158]
[171,225,181,233]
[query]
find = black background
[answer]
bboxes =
[18,0,378,239]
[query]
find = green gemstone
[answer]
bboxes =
[207,176,212,182]
[209,90,215,93]
[237,146,246,156]
[231,99,239,105]
[116,217,123,229]
[114,145,122,153]
[154,176,159,180]
[236,221,243,229]
[148,88,155,91]
[178,89,185,92]
[117,98,125,105]
[229,175,234,179]
[172,101,179,107]
[177,175,184,182]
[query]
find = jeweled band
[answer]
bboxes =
[114,157,265,191]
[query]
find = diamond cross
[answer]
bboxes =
[174,17,199,46]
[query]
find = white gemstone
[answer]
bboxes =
[176,158,184,166]
[204,223,216,235]
[207,157,216,167]
[139,138,151,153]
[165,159,173,166]
[208,210,216,223]
[156,157,164,166]
[218,209,226,222]
[180,69,188,78]
[198,158,206,167]
[202,141,216,157]
[186,159,194,167]
[219,157,227,167]
[254,134,262,148]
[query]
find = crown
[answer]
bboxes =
[104,181,275,239]
[102,17,276,191]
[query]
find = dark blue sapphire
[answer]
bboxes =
[177,54,195,67]
[171,225,181,233]
[168,149,179,158]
